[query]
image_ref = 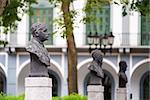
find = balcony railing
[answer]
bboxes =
[141,33,150,45]
[1,32,150,47]
[121,33,130,46]
[121,33,150,46]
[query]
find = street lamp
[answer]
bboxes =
[87,31,115,55]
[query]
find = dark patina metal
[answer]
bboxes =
[118,61,128,88]
[26,23,50,77]
[88,50,104,85]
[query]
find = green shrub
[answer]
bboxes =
[52,96,62,100]
[52,94,87,100]
[0,93,24,100]
[0,92,6,100]
[0,93,87,100]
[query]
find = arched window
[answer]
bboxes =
[0,68,6,93]
[30,0,53,45]
[84,70,115,100]
[140,71,150,100]
[86,3,110,44]
[141,0,150,45]
[48,70,61,96]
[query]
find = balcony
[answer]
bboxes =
[120,33,150,47]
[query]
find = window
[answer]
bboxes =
[86,4,110,44]
[48,70,62,96]
[30,5,53,45]
[140,71,150,100]
[141,0,150,45]
[141,16,150,45]
[48,73,58,96]
[0,68,6,93]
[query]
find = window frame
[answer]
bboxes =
[29,5,53,45]
[85,4,111,44]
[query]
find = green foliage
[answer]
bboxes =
[113,0,150,17]
[0,0,150,31]
[0,0,37,31]
[0,0,37,46]
[0,40,8,47]
[83,0,111,23]
[0,93,87,100]
[52,94,87,100]
[0,93,25,100]
[131,0,150,16]
[52,1,78,38]
[63,94,87,100]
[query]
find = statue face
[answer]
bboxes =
[31,23,50,42]
[119,61,127,72]
[38,25,49,42]
[92,50,103,62]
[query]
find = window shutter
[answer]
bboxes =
[86,4,110,44]
[141,16,150,45]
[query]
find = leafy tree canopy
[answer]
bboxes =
[0,0,37,32]
[0,0,36,46]
[0,0,149,45]
[0,0,149,33]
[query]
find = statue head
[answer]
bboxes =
[119,61,127,72]
[91,50,103,63]
[31,23,49,42]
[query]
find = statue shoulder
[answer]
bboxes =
[26,40,37,53]
[26,39,50,66]
[88,61,97,70]
[119,72,127,80]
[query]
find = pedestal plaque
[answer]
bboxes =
[116,88,127,100]
[87,85,104,100]
[25,77,52,100]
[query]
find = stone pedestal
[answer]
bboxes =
[25,77,52,100]
[87,85,104,100]
[116,88,127,100]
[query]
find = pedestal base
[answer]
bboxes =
[25,77,52,100]
[116,88,127,100]
[87,85,104,100]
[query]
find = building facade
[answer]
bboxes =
[0,0,149,100]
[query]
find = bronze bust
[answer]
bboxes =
[118,61,128,88]
[26,23,50,77]
[88,50,104,85]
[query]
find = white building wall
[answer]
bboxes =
[14,0,142,47]
[17,14,28,46]
[112,3,122,47]
[73,0,85,47]
[53,4,66,46]
[129,11,139,46]
[130,63,150,100]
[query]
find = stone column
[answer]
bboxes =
[7,55,17,95]
[116,88,127,100]
[87,85,104,100]
[25,77,52,100]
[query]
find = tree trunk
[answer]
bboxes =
[61,0,78,94]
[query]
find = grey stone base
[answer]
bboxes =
[116,88,127,100]
[87,85,104,100]
[25,77,52,100]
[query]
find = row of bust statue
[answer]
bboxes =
[88,49,128,88]
[26,23,127,88]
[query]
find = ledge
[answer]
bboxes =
[0,46,149,54]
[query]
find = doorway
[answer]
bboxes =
[0,68,6,93]
[140,71,150,100]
